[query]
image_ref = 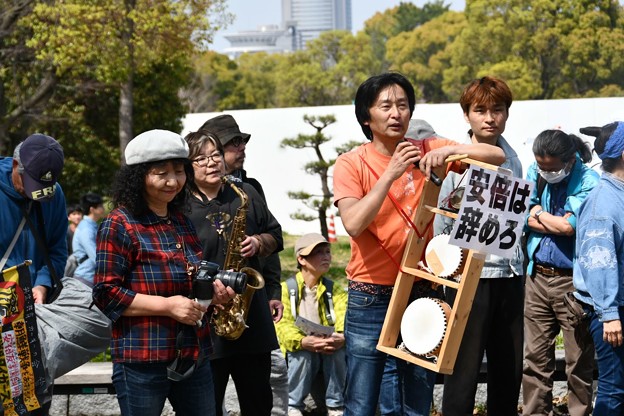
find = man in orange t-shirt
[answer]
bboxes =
[332,72,505,416]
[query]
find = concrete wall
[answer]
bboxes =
[182,97,623,236]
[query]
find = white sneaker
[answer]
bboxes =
[327,407,344,416]
[287,408,304,416]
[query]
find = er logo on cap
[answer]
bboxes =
[31,186,56,200]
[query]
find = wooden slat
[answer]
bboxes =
[377,156,492,375]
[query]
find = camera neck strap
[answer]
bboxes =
[167,325,205,382]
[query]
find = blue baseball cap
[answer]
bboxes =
[18,134,64,201]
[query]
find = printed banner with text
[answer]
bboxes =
[450,165,534,257]
[0,263,46,415]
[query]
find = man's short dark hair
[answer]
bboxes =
[67,204,83,216]
[80,192,103,215]
[354,73,416,141]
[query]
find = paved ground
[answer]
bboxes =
[49,380,577,416]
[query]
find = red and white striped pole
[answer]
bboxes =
[328,214,337,243]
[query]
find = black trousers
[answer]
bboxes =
[211,351,273,416]
[442,277,524,416]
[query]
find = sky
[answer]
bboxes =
[211,0,466,53]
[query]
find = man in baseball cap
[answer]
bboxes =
[0,133,67,304]
[13,133,64,201]
[294,233,330,260]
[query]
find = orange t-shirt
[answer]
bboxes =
[333,139,462,286]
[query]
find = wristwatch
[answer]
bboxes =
[534,209,544,221]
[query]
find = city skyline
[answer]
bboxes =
[212,0,465,52]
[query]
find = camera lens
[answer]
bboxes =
[216,271,248,294]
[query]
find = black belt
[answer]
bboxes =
[535,263,572,277]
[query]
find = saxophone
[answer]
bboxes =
[211,175,265,340]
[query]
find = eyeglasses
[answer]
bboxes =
[192,152,223,167]
[226,137,249,148]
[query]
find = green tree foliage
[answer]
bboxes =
[25,0,231,154]
[218,52,283,110]
[275,31,375,107]
[387,11,467,102]
[364,1,450,74]
[0,0,58,153]
[181,51,239,113]
[280,115,338,238]
[0,0,229,203]
[443,0,624,100]
[32,59,189,204]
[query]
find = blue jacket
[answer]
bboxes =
[0,157,67,289]
[524,155,599,276]
[573,173,624,322]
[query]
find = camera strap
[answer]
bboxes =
[167,325,205,382]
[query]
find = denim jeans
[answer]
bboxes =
[271,349,289,416]
[344,289,436,416]
[379,357,401,415]
[112,361,215,416]
[286,348,346,410]
[588,307,624,416]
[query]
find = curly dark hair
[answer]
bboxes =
[110,158,193,216]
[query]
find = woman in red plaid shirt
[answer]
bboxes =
[93,130,235,416]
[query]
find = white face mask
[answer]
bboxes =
[538,161,572,184]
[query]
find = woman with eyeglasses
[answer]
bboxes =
[522,129,599,416]
[183,131,283,416]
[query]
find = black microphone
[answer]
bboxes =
[420,163,442,186]
[403,139,442,186]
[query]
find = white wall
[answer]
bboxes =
[182,97,623,236]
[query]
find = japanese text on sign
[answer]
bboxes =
[449,165,533,257]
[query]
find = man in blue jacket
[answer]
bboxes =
[0,133,67,304]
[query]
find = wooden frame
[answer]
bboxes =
[377,156,502,375]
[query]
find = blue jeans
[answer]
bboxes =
[112,361,215,416]
[379,357,401,415]
[286,348,346,410]
[344,289,436,416]
[589,307,624,416]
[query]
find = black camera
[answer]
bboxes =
[193,261,248,300]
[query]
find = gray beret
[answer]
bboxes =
[125,129,189,165]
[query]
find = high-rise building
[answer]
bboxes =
[222,0,352,57]
[282,0,352,48]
